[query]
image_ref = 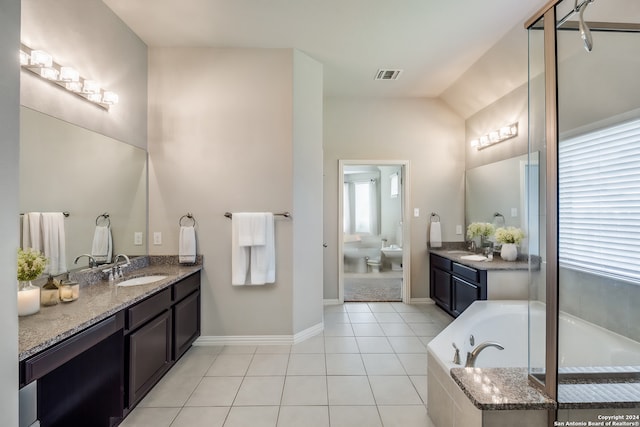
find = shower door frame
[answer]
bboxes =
[337,159,411,304]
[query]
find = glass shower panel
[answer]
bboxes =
[527,14,547,387]
[556,2,640,403]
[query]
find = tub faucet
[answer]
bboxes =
[452,342,461,365]
[465,341,504,367]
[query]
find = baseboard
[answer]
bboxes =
[194,322,324,346]
[323,299,341,305]
[409,298,435,304]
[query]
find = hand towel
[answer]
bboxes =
[179,225,196,264]
[41,212,67,275]
[22,212,43,252]
[91,225,112,264]
[232,212,276,285]
[429,221,442,248]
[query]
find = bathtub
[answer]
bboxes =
[427,300,640,427]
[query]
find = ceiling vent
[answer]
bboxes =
[375,69,402,81]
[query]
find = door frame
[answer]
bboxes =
[338,159,411,303]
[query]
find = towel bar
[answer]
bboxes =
[224,211,291,219]
[20,212,70,217]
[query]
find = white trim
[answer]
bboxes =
[323,299,341,305]
[409,298,435,304]
[193,322,324,346]
[338,160,411,304]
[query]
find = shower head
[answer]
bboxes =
[578,0,594,52]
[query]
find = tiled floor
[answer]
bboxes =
[121,302,453,427]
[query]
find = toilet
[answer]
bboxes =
[366,257,382,273]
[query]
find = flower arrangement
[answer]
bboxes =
[466,222,495,239]
[17,248,48,282]
[494,227,525,245]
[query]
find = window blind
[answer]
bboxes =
[559,118,640,283]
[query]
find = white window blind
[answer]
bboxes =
[559,118,640,283]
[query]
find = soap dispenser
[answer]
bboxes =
[41,275,59,306]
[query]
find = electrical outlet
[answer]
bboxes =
[414,208,420,217]
[456,225,463,235]
[511,208,518,217]
[153,232,162,245]
[134,232,143,246]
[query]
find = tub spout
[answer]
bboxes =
[465,341,504,367]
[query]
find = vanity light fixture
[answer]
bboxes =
[19,43,119,111]
[470,122,518,150]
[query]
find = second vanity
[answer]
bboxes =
[429,249,529,318]
[18,257,202,427]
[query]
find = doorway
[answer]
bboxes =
[338,160,411,303]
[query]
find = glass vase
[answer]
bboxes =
[18,281,41,316]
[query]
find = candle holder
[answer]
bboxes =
[59,280,79,302]
[18,281,40,316]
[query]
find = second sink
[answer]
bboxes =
[117,275,168,287]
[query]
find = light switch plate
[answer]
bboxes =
[511,208,518,217]
[153,231,162,245]
[456,225,463,235]
[414,208,420,217]
[134,232,143,246]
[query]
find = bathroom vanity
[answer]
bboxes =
[18,261,201,427]
[429,250,529,317]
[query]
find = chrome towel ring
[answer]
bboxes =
[179,213,197,227]
[96,213,110,226]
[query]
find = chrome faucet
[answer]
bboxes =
[74,254,97,268]
[465,341,504,367]
[452,342,461,365]
[111,254,130,279]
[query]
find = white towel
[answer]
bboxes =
[41,212,67,275]
[91,225,112,264]
[179,226,196,264]
[232,212,276,285]
[22,212,43,253]
[429,221,442,248]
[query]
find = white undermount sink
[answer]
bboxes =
[116,275,168,287]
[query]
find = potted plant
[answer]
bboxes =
[494,227,524,261]
[17,248,47,316]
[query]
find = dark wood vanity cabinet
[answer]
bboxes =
[172,271,201,360]
[430,253,487,317]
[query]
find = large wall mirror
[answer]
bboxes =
[20,107,147,271]
[465,152,539,254]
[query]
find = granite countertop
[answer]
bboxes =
[430,248,531,271]
[450,367,556,410]
[19,260,202,362]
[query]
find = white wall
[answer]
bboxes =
[0,0,21,424]
[148,47,323,337]
[292,51,324,334]
[21,0,147,148]
[323,98,465,300]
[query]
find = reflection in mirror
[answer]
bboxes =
[20,107,147,272]
[465,152,539,254]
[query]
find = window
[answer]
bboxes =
[354,181,372,233]
[559,117,640,283]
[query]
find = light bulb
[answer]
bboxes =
[82,80,101,94]
[59,67,79,82]
[30,50,53,67]
[102,91,119,105]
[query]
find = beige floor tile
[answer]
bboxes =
[291,335,325,353]
[119,407,180,427]
[138,374,202,407]
[326,376,375,405]
[344,303,372,313]
[325,353,366,375]
[323,323,355,337]
[206,354,253,376]
[329,405,383,427]
[276,406,329,427]
[348,312,378,323]
[356,336,393,353]
[369,376,422,405]
[286,354,326,375]
[378,405,431,427]
[220,345,257,354]
[324,336,359,353]
[185,376,243,407]
[224,406,279,427]
[234,376,285,406]
[367,302,397,313]
[379,322,417,337]
[281,376,328,405]
[400,312,433,323]
[390,303,424,313]
[373,312,404,323]
[397,354,428,375]
[409,375,428,404]
[170,407,229,427]
[361,353,406,375]
[408,323,444,336]
[323,312,351,324]
[246,354,289,376]
[388,336,427,353]
[255,344,292,354]
[351,323,385,337]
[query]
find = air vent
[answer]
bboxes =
[375,69,402,81]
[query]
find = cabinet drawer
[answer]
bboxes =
[127,288,171,331]
[431,254,451,271]
[173,271,200,302]
[453,262,479,283]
